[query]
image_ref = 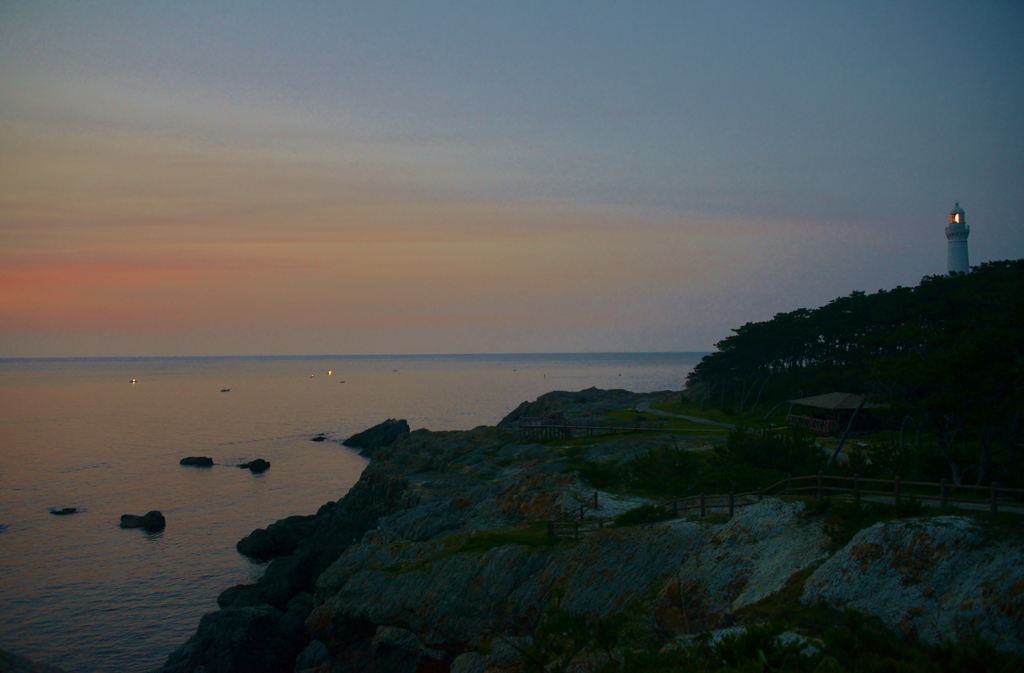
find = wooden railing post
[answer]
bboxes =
[816,471,823,501]
[854,474,861,503]
[548,520,554,538]
[700,492,706,517]
[991,482,999,517]
[672,499,678,518]
[940,479,947,511]
[894,477,901,506]
[729,491,735,517]
[787,473,792,494]
[756,488,762,502]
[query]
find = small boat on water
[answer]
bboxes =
[50,507,78,516]
[221,389,230,392]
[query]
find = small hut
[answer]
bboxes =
[785,393,883,436]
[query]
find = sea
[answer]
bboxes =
[0,352,702,672]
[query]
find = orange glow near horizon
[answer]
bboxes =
[0,113,877,356]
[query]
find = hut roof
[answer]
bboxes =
[788,393,885,410]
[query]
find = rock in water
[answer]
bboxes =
[180,456,214,467]
[237,459,270,473]
[342,418,410,457]
[120,511,166,532]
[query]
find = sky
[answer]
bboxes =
[1,1,1022,357]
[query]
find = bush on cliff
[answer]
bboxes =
[522,604,1024,673]
[611,505,674,528]
[576,439,786,498]
[718,426,823,474]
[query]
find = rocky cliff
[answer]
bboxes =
[159,392,1024,673]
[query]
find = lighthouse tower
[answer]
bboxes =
[946,202,970,274]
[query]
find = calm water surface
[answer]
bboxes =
[0,353,701,672]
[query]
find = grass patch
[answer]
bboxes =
[734,562,843,633]
[456,521,573,554]
[649,400,771,429]
[383,522,572,575]
[697,510,732,524]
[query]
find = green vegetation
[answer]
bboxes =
[802,497,925,548]
[720,426,823,474]
[384,522,572,575]
[573,428,819,498]
[455,521,569,554]
[602,409,718,432]
[611,504,675,527]
[522,587,1024,673]
[649,398,773,430]
[685,260,1024,488]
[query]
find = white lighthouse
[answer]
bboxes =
[946,202,970,274]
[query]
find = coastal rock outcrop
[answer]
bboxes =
[160,602,309,673]
[310,499,829,664]
[802,516,1024,652]
[179,456,214,467]
[161,390,1024,673]
[497,387,653,429]
[237,514,319,561]
[120,511,166,532]
[342,418,410,458]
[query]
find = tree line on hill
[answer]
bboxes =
[685,259,1024,487]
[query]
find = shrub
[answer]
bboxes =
[719,427,823,475]
[579,461,622,489]
[628,446,700,494]
[612,504,674,527]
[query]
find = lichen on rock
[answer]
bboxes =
[802,516,1024,652]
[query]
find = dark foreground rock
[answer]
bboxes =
[0,649,68,673]
[119,511,166,532]
[342,418,410,457]
[160,601,310,673]
[179,456,214,467]
[237,459,270,473]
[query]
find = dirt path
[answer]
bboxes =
[636,400,736,430]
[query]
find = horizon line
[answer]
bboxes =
[0,351,713,363]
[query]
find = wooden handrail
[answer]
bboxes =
[548,472,1021,537]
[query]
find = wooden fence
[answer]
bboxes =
[548,473,1024,539]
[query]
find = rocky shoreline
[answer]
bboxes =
[157,388,1024,672]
